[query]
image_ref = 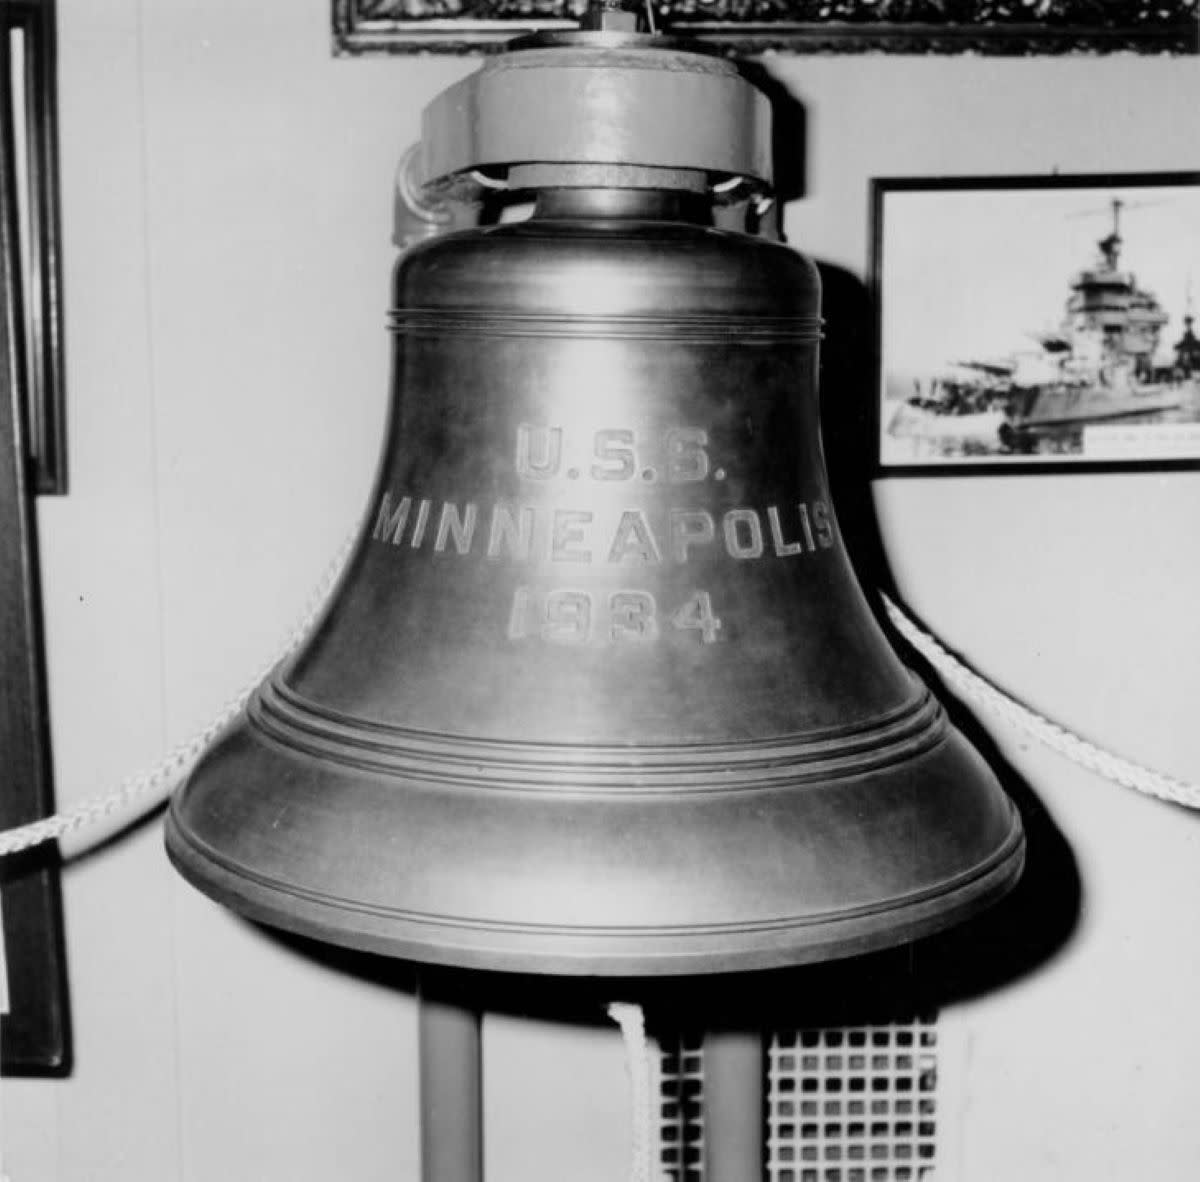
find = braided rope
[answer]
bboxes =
[0,552,1195,856]
[881,593,1200,809]
[0,534,356,858]
[607,1001,664,1182]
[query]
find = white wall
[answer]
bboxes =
[771,53,1200,1182]
[5,1,1199,1177]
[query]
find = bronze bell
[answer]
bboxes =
[166,27,1024,976]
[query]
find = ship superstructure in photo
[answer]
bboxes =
[998,199,1185,449]
[877,179,1200,467]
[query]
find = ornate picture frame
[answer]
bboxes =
[333,0,1198,56]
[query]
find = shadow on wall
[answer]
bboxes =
[812,256,1083,1018]
[737,60,807,210]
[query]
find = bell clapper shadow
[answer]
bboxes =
[166,11,1027,1179]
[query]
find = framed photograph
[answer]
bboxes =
[872,173,1200,475]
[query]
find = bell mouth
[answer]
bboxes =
[166,683,1024,977]
[166,795,1023,977]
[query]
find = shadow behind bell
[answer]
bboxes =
[165,30,1024,976]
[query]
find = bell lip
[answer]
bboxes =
[164,804,1024,978]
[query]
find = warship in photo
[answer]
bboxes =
[885,198,1200,462]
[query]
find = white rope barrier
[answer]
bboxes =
[607,1001,664,1182]
[0,534,356,859]
[880,593,1200,810]
[0,560,1196,858]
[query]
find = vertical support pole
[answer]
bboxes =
[418,975,483,1182]
[703,1027,765,1182]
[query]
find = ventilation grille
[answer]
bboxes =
[768,1018,939,1182]
[659,1016,939,1182]
[659,1032,706,1180]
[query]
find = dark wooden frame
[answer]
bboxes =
[870,172,1200,478]
[332,0,1199,55]
[1,0,70,1076]
[5,0,66,494]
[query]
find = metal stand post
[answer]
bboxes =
[418,976,483,1182]
[703,1027,765,1182]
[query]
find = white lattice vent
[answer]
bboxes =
[768,1017,940,1182]
[659,1032,705,1181]
[658,1015,940,1182]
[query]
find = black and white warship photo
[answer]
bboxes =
[885,198,1200,462]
